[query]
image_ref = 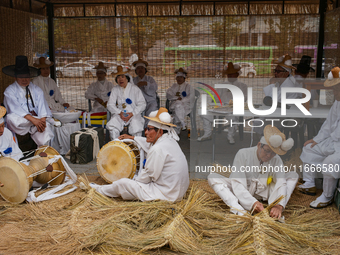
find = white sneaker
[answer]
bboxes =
[197,134,212,142]
[228,136,235,144]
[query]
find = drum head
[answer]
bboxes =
[34,146,66,185]
[0,157,30,203]
[97,141,137,183]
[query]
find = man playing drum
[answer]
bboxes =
[86,107,190,202]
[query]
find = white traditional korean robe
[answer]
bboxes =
[0,127,23,161]
[200,80,247,139]
[300,100,340,184]
[133,75,158,116]
[4,81,54,146]
[106,82,146,139]
[208,146,298,214]
[93,133,189,201]
[166,82,194,131]
[85,79,114,112]
[32,76,66,112]
[263,75,302,101]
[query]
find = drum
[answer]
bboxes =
[0,146,66,203]
[97,140,140,183]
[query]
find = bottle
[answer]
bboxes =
[123,110,128,117]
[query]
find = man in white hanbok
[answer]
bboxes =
[132,58,158,117]
[299,67,340,209]
[166,68,194,134]
[263,55,300,104]
[106,66,146,140]
[198,62,247,144]
[208,126,298,218]
[257,55,301,136]
[3,55,54,146]
[32,57,70,112]
[87,108,189,202]
[85,62,114,113]
[0,106,23,161]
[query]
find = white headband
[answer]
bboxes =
[96,68,107,73]
[135,63,147,69]
[176,72,186,78]
[148,120,179,141]
[0,118,4,124]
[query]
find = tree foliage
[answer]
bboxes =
[210,16,245,47]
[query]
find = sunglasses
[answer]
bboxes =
[145,127,156,131]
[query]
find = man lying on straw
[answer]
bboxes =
[85,107,190,202]
[299,67,340,209]
[208,125,298,218]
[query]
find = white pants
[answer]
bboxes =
[170,101,191,130]
[51,123,81,155]
[6,113,54,146]
[106,114,144,140]
[300,138,340,197]
[208,172,298,214]
[200,115,237,139]
[93,178,152,201]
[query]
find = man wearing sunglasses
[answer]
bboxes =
[86,107,189,202]
[208,125,298,219]
[263,54,302,105]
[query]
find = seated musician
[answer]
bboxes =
[132,58,159,117]
[299,67,340,209]
[85,108,189,202]
[32,57,71,112]
[166,68,194,134]
[0,106,23,161]
[85,62,114,113]
[106,66,146,140]
[208,125,298,218]
[3,55,54,146]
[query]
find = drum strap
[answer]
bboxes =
[74,128,100,159]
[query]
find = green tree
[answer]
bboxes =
[169,17,197,45]
[210,16,245,47]
[264,15,315,55]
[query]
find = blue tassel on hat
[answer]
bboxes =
[107,91,111,97]
[49,90,54,96]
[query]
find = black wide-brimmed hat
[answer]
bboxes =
[2,55,40,77]
[293,55,315,74]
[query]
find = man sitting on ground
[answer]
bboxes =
[299,67,340,209]
[86,108,189,202]
[3,55,54,146]
[0,106,23,161]
[208,125,298,218]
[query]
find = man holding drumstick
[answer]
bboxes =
[84,107,189,202]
